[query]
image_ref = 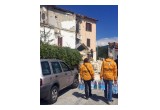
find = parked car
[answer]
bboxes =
[40,59,79,104]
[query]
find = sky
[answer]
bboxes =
[58,5,118,46]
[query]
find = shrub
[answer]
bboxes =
[40,42,82,68]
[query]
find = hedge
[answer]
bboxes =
[40,42,82,69]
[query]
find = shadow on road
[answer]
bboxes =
[90,94,107,103]
[40,99,50,105]
[59,86,72,96]
[40,86,75,105]
[72,92,85,98]
[112,94,118,98]
[72,92,108,103]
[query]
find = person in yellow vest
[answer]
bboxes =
[80,58,94,99]
[100,53,117,104]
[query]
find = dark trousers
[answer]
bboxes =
[104,80,113,101]
[84,80,92,98]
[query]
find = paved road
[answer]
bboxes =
[40,86,118,105]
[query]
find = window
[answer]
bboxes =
[90,49,93,58]
[87,38,90,47]
[41,61,51,75]
[60,62,70,72]
[58,37,62,47]
[86,23,92,32]
[51,62,62,74]
[42,13,45,20]
[76,38,80,44]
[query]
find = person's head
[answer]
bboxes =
[108,53,113,59]
[83,58,89,63]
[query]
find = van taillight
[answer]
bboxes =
[40,79,42,86]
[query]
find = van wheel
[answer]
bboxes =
[71,76,79,88]
[48,86,59,104]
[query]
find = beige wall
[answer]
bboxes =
[79,19,96,52]
[48,9,76,32]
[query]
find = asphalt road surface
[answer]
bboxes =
[40,86,118,105]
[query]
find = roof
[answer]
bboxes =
[76,43,89,51]
[52,6,75,14]
[76,14,98,22]
[41,5,98,22]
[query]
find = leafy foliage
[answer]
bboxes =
[40,42,82,68]
[40,27,54,44]
[96,45,108,59]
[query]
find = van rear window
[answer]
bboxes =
[41,61,51,75]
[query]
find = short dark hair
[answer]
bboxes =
[84,58,89,63]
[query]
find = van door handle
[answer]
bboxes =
[55,75,58,77]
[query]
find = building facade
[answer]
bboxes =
[76,14,97,61]
[40,5,76,48]
[40,6,97,61]
[108,42,118,60]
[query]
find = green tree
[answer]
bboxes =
[96,45,108,59]
[40,43,82,68]
[40,27,54,44]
